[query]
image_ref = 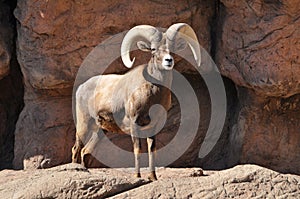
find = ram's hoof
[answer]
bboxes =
[148,172,157,181]
[134,172,141,178]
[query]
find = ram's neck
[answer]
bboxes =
[144,60,173,88]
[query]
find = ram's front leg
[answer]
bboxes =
[131,122,142,178]
[147,136,157,181]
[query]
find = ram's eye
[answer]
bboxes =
[151,48,156,51]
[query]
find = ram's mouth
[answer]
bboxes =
[163,61,174,68]
[163,64,174,70]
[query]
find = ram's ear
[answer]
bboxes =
[175,38,187,52]
[137,41,151,52]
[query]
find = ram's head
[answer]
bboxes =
[121,23,202,71]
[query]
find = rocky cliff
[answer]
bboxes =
[0,0,299,179]
[216,0,300,174]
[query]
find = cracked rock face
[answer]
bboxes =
[216,0,300,97]
[14,0,213,91]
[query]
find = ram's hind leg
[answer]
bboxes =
[72,118,88,164]
[73,101,90,165]
[72,134,84,163]
[81,130,101,168]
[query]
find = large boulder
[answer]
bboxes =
[13,0,216,169]
[216,0,300,174]
[216,0,300,97]
[0,163,149,198]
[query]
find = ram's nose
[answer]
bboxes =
[162,54,174,70]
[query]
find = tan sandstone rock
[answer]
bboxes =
[1,164,299,198]
[111,164,300,199]
[0,163,149,198]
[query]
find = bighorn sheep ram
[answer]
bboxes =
[72,23,201,181]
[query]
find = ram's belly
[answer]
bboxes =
[97,110,129,134]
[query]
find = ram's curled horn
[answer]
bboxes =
[166,23,201,67]
[121,25,162,68]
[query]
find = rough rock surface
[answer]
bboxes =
[14,0,214,91]
[112,164,300,199]
[1,164,299,199]
[215,0,300,175]
[0,163,148,198]
[13,98,75,169]
[216,0,300,97]
[229,89,300,175]
[13,0,216,169]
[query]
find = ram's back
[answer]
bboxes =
[76,74,123,120]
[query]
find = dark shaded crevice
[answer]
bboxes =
[3,0,18,13]
[197,75,239,170]
[210,0,221,60]
[0,0,24,170]
[197,0,240,170]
